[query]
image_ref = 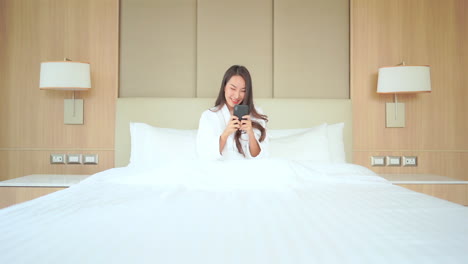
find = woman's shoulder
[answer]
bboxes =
[200,106,221,119]
[255,106,264,114]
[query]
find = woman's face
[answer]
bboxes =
[224,75,246,110]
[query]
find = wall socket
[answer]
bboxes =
[50,154,98,165]
[50,154,66,164]
[371,155,418,167]
[402,156,417,166]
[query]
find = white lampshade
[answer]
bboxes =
[377,66,431,94]
[40,61,91,90]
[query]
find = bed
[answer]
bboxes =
[1,98,467,264]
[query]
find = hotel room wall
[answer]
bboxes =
[351,0,468,181]
[274,0,349,98]
[120,0,349,98]
[2,0,466,183]
[119,0,197,97]
[196,0,273,98]
[0,0,119,181]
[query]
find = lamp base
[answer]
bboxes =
[64,99,84,125]
[385,102,405,128]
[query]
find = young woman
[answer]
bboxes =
[196,65,268,160]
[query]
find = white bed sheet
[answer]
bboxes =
[1,160,467,264]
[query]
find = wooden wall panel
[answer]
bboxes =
[0,0,119,181]
[396,184,468,206]
[0,187,66,209]
[196,0,273,98]
[354,151,468,181]
[274,0,349,98]
[120,0,197,97]
[0,151,114,181]
[351,0,467,177]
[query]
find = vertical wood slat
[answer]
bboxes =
[351,0,468,179]
[352,0,467,151]
[0,150,115,181]
[0,187,66,209]
[353,151,468,181]
[0,0,119,180]
[396,184,468,206]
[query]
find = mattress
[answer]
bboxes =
[1,160,467,264]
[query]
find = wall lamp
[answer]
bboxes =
[377,62,431,127]
[39,59,91,124]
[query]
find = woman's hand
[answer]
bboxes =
[222,116,241,138]
[219,116,240,154]
[240,115,254,135]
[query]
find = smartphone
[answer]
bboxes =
[234,105,249,120]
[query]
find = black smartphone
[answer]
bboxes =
[234,105,249,120]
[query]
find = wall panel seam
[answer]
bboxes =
[272,0,275,98]
[195,0,198,98]
[353,150,468,153]
[0,148,114,151]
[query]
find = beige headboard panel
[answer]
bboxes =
[115,98,352,167]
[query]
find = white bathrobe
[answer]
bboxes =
[196,104,269,160]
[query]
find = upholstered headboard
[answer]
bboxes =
[115,98,352,167]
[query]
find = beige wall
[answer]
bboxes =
[274,0,349,98]
[0,0,119,181]
[197,0,273,98]
[2,0,466,184]
[120,0,349,98]
[351,0,468,180]
[120,0,197,97]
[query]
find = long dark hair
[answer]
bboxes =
[213,65,268,156]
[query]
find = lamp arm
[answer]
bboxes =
[394,93,398,120]
[72,91,76,117]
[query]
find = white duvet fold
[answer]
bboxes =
[1,160,467,264]
[90,160,389,191]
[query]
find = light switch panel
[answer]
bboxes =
[386,156,401,166]
[371,156,386,166]
[83,154,98,164]
[67,154,82,164]
[50,154,66,164]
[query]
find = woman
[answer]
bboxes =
[197,65,268,160]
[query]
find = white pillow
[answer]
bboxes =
[129,123,197,167]
[268,123,330,162]
[268,127,309,139]
[326,123,346,163]
[268,123,346,163]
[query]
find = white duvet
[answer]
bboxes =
[1,160,467,264]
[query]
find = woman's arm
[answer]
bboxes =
[219,133,228,154]
[241,116,266,158]
[247,130,261,157]
[220,116,241,154]
[197,111,223,160]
